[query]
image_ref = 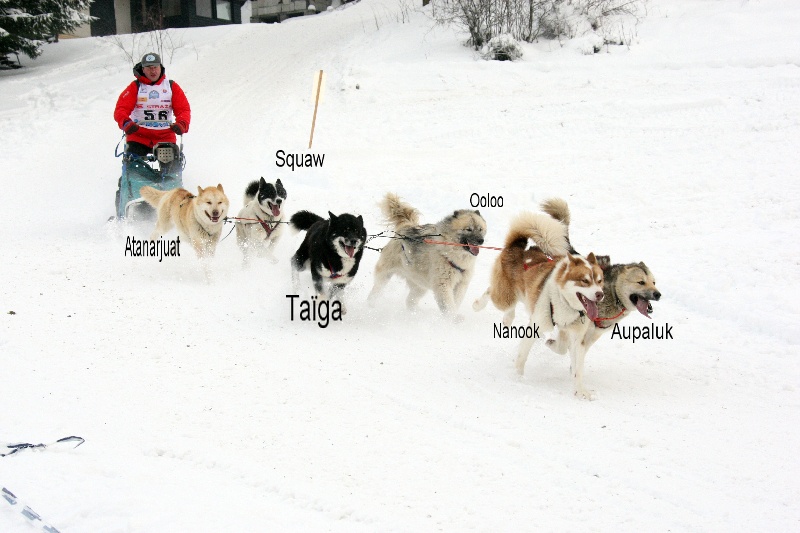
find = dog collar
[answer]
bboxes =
[549,303,585,327]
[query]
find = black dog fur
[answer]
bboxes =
[290,210,367,302]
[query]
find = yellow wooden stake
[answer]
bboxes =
[309,70,324,149]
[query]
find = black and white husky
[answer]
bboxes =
[235,177,287,266]
[290,210,366,313]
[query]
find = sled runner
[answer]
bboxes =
[114,138,185,221]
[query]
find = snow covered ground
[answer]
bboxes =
[2,0,799,530]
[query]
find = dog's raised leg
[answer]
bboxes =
[545,328,569,355]
[311,270,326,300]
[330,283,348,315]
[472,288,490,311]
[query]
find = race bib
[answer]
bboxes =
[130,78,174,130]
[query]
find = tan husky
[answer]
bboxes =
[368,193,487,320]
[140,184,229,257]
[473,210,605,399]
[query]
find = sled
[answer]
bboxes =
[115,140,185,221]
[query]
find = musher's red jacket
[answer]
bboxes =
[114,64,191,148]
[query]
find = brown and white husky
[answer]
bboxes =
[473,209,605,399]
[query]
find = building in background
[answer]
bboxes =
[249,0,335,23]
[76,0,250,37]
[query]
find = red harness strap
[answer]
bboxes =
[592,309,625,328]
[254,214,275,237]
[327,259,343,279]
[523,255,554,270]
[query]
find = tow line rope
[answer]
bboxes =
[224,216,292,226]
[220,216,291,243]
[363,231,444,252]
[219,222,497,253]
[422,239,503,251]
[2,436,85,533]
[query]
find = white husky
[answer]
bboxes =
[235,177,287,266]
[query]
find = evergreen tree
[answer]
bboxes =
[0,0,94,69]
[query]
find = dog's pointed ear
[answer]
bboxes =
[597,255,612,271]
[328,211,336,221]
[475,210,481,217]
[217,183,224,192]
[357,214,364,226]
[276,178,282,187]
[259,176,268,189]
[197,186,203,196]
[587,252,597,264]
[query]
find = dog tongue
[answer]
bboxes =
[578,294,599,321]
[270,204,280,217]
[345,245,355,258]
[635,298,651,318]
[469,245,480,256]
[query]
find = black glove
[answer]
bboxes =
[122,120,139,135]
[170,122,184,135]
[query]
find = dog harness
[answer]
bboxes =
[592,309,626,328]
[447,259,465,273]
[522,254,554,270]
[254,214,275,238]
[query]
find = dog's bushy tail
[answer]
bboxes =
[505,212,570,257]
[243,180,259,205]
[139,186,167,207]
[290,210,323,232]
[540,198,570,226]
[540,197,579,254]
[379,193,420,230]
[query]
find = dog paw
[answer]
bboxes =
[574,388,597,401]
[545,338,567,355]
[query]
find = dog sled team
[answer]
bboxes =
[133,173,660,400]
[114,52,662,400]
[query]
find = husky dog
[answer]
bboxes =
[473,210,605,399]
[368,193,487,320]
[540,198,661,362]
[290,210,366,312]
[140,184,229,257]
[235,177,287,266]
